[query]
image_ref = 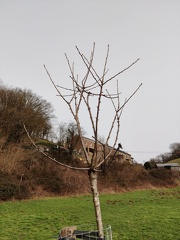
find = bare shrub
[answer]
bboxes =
[0,145,25,175]
[100,162,147,189]
[99,162,180,191]
[28,157,89,195]
[0,173,30,201]
[149,168,180,186]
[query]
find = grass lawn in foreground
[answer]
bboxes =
[0,187,180,240]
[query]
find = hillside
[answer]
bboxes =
[0,144,180,201]
[168,158,180,164]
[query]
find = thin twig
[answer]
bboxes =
[117,83,142,112]
[104,58,140,85]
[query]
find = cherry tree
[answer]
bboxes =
[25,43,141,239]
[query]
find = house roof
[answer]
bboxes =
[156,163,180,167]
[82,136,131,156]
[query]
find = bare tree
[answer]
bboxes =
[169,142,180,156]
[25,43,142,239]
[0,85,54,147]
[57,122,68,147]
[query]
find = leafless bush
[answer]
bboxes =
[149,168,180,186]
[99,162,179,190]
[0,172,30,201]
[0,145,25,175]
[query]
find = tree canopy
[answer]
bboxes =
[0,84,54,146]
[149,142,180,164]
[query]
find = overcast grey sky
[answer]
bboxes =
[0,0,180,163]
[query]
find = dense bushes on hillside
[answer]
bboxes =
[0,173,30,200]
[0,145,90,200]
[99,162,179,191]
[0,145,179,201]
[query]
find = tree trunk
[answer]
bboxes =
[88,170,104,239]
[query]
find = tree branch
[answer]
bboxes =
[23,124,90,171]
[104,58,140,85]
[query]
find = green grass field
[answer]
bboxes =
[1,187,180,240]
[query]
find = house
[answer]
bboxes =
[22,135,133,163]
[155,163,180,172]
[74,136,133,164]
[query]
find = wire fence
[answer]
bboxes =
[54,224,112,240]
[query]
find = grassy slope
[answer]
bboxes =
[168,158,180,164]
[1,187,180,240]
